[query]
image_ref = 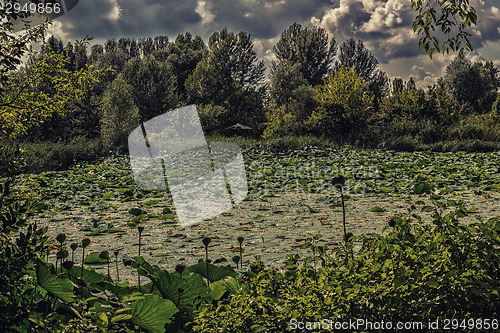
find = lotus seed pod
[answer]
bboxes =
[56,233,66,244]
[99,251,110,260]
[62,261,74,270]
[175,264,186,275]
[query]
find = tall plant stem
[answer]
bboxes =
[340,186,347,245]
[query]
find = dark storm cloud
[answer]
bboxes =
[202,0,334,39]
[56,0,201,39]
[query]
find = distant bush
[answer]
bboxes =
[10,137,108,174]
[448,113,500,142]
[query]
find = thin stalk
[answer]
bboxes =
[340,186,347,245]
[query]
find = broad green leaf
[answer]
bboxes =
[69,266,104,285]
[210,280,227,301]
[185,262,237,282]
[36,259,74,302]
[130,294,178,333]
[84,252,108,264]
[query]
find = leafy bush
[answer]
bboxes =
[14,138,108,173]
[448,113,500,142]
[0,179,48,332]
[0,143,26,177]
[192,204,500,332]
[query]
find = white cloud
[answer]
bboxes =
[410,65,438,88]
[107,0,122,21]
[195,0,215,25]
[46,20,73,41]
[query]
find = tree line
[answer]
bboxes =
[1,23,499,149]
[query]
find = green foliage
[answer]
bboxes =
[262,106,298,140]
[121,54,179,122]
[197,103,231,133]
[130,294,179,333]
[192,207,500,332]
[264,61,317,138]
[338,38,388,101]
[0,178,48,331]
[442,56,499,114]
[186,28,265,131]
[6,137,107,174]
[273,23,337,86]
[1,38,105,140]
[411,0,478,57]
[0,143,26,177]
[153,33,206,101]
[309,66,373,137]
[0,3,48,91]
[100,75,140,148]
[493,93,500,114]
[448,113,500,142]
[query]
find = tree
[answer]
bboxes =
[90,44,104,63]
[492,93,500,114]
[92,47,128,97]
[121,55,178,122]
[442,55,499,114]
[75,43,88,70]
[0,7,48,93]
[338,38,388,101]
[411,0,478,58]
[309,66,373,136]
[153,33,206,102]
[100,75,140,147]
[382,78,428,120]
[268,60,316,125]
[208,28,265,91]
[1,38,105,140]
[185,28,265,129]
[154,35,169,50]
[273,23,337,86]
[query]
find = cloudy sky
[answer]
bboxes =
[46,0,500,88]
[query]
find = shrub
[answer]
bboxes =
[192,205,500,332]
[0,179,48,331]
[13,138,107,173]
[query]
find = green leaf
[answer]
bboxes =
[130,294,178,333]
[370,206,386,212]
[210,280,227,301]
[111,313,133,323]
[185,262,238,282]
[70,266,105,285]
[421,206,434,212]
[426,278,439,287]
[84,252,108,264]
[129,208,145,216]
[103,191,114,200]
[36,259,74,302]
[131,214,146,223]
[162,207,173,214]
